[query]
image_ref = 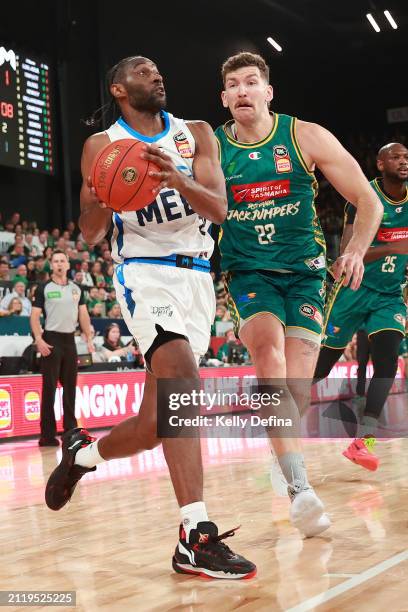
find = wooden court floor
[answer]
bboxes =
[1,425,408,611]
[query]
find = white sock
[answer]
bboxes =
[74,441,105,468]
[180,501,209,541]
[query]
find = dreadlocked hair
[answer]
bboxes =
[83,56,150,128]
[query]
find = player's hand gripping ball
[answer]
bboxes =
[91,139,161,212]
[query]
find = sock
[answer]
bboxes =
[180,501,209,541]
[74,441,105,468]
[278,452,310,494]
[358,415,378,439]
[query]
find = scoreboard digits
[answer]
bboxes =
[0,46,54,174]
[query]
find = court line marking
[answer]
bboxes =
[285,549,408,612]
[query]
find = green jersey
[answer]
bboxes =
[346,178,408,295]
[214,113,326,275]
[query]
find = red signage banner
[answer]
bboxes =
[0,359,405,440]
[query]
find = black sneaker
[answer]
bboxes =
[45,427,96,511]
[172,522,256,579]
[39,437,60,447]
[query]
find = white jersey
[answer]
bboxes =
[106,112,214,263]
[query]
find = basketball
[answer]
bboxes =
[91,139,161,212]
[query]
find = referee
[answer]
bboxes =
[30,250,94,446]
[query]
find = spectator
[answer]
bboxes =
[0,261,10,281]
[0,280,32,315]
[102,322,136,361]
[107,303,122,318]
[66,221,78,239]
[0,297,23,317]
[90,302,104,318]
[49,228,60,247]
[24,233,42,257]
[91,261,106,287]
[43,246,53,272]
[104,264,114,289]
[13,264,29,286]
[26,260,38,282]
[80,261,94,286]
[216,329,249,364]
[97,287,107,304]
[73,271,84,285]
[106,288,117,312]
[55,237,67,251]
[76,325,105,363]
[86,286,100,311]
[9,244,27,268]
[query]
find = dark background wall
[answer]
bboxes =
[0,0,406,228]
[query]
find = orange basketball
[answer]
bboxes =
[91,139,161,212]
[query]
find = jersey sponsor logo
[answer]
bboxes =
[273,145,292,174]
[396,207,403,213]
[326,322,340,334]
[299,303,323,326]
[46,291,62,299]
[226,201,300,222]
[248,152,262,160]
[226,174,243,182]
[304,255,326,271]
[394,313,406,326]
[237,292,257,303]
[231,179,290,203]
[377,227,408,241]
[173,131,193,158]
[151,305,173,318]
[122,167,138,184]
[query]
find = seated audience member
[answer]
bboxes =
[91,261,106,287]
[0,297,23,317]
[216,329,249,364]
[8,235,29,257]
[76,325,104,363]
[0,261,10,281]
[90,302,104,318]
[9,244,27,268]
[73,271,84,285]
[106,288,117,312]
[107,303,122,319]
[102,322,136,361]
[86,286,100,312]
[0,280,32,315]
[13,263,29,286]
[24,233,42,257]
[26,260,38,282]
[80,260,94,286]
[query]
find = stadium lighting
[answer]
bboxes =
[366,13,381,32]
[267,37,283,52]
[384,10,398,29]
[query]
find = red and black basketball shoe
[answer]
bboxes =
[45,427,96,511]
[172,522,256,579]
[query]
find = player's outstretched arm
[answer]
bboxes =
[141,121,227,224]
[297,121,383,290]
[79,133,113,246]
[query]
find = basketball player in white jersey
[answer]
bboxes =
[45,56,256,579]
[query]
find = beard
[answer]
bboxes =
[128,89,167,113]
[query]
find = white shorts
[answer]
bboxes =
[113,262,215,363]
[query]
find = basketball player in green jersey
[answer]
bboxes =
[215,51,383,536]
[315,143,408,471]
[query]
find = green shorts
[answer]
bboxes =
[226,270,326,340]
[323,282,406,349]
